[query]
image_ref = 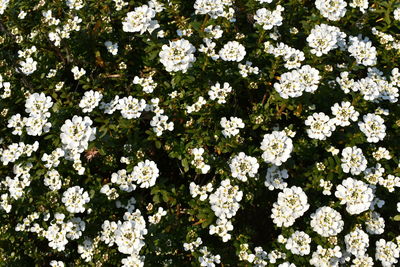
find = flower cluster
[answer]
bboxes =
[190,147,211,174]
[159,39,196,73]
[229,152,259,182]
[61,186,90,213]
[310,206,344,237]
[220,117,244,138]
[307,24,346,56]
[208,179,242,242]
[271,186,310,227]
[273,65,320,99]
[122,3,159,34]
[335,177,374,215]
[260,130,293,166]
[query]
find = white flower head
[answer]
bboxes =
[260,131,293,166]
[159,39,196,73]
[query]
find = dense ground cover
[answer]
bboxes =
[1,0,400,266]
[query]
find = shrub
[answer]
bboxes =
[0,0,400,266]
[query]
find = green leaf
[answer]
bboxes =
[155,140,162,149]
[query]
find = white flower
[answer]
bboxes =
[0,193,11,213]
[220,117,244,137]
[117,96,146,119]
[394,8,400,21]
[148,207,167,224]
[310,206,344,237]
[372,147,391,161]
[335,177,374,214]
[121,254,145,267]
[298,65,321,93]
[219,41,246,62]
[331,101,359,127]
[229,152,259,182]
[150,114,174,136]
[67,217,86,240]
[265,42,305,69]
[268,248,285,264]
[159,39,196,73]
[341,146,367,175]
[194,0,229,19]
[199,38,220,60]
[133,75,157,94]
[254,5,284,30]
[66,0,84,10]
[60,116,96,155]
[100,184,119,200]
[104,41,118,55]
[260,130,293,166]
[285,231,311,256]
[50,260,65,267]
[366,211,385,235]
[186,96,207,113]
[101,220,118,246]
[358,113,386,143]
[100,96,120,115]
[209,218,233,242]
[271,186,309,227]
[111,169,136,192]
[375,239,399,267]
[71,66,86,80]
[19,57,37,75]
[305,112,336,140]
[189,182,213,201]
[315,0,347,21]
[310,245,342,267]
[0,74,11,99]
[62,186,90,213]
[204,25,223,39]
[238,61,259,77]
[378,174,400,193]
[24,116,51,136]
[198,246,221,266]
[132,160,159,188]
[77,238,95,262]
[18,10,27,19]
[190,147,211,174]
[350,0,369,13]
[0,0,10,14]
[25,92,53,118]
[307,23,346,56]
[7,114,25,135]
[208,82,232,104]
[351,255,374,267]
[345,227,369,256]
[184,237,203,252]
[44,169,62,191]
[348,35,377,66]
[209,179,242,219]
[274,65,320,98]
[122,5,159,34]
[319,179,333,195]
[114,214,147,255]
[79,90,103,113]
[265,166,288,190]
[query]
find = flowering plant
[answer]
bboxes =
[1,0,400,266]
